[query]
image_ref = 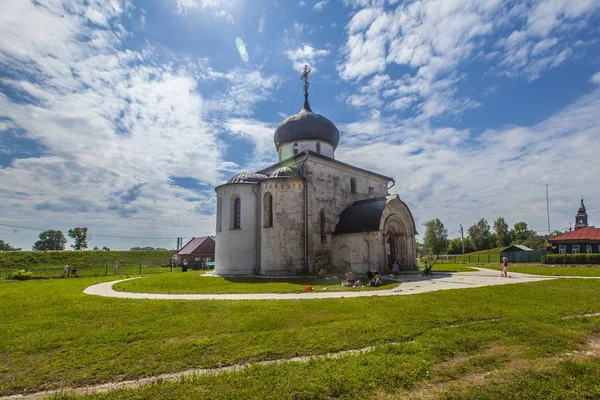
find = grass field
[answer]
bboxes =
[2,275,600,399]
[0,250,173,270]
[113,272,398,294]
[481,264,600,277]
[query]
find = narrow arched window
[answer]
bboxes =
[293,142,299,155]
[350,178,357,193]
[216,197,222,232]
[233,197,241,229]
[316,142,321,154]
[320,208,326,243]
[263,192,273,227]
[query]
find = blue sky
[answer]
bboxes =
[1,0,600,250]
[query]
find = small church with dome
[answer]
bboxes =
[214,66,417,276]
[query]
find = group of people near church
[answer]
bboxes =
[317,266,384,287]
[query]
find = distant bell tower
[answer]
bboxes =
[575,197,588,230]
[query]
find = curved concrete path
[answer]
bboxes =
[84,268,559,301]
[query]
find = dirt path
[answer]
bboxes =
[83,268,558,301]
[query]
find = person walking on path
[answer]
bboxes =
[63,264,70,278]
[502,257,509,278]
[114,261,119,275]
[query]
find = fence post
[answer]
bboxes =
[170,264,173,272]
[105,264,108,276]
[563,252,566,265]
[139,264,142,275]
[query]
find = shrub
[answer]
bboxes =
[545,253,600,265]
[9,269,33,280]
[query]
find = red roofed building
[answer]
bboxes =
[176,236,215,267]
[548,199,600,254]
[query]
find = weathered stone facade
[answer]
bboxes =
[214,153,417,276]
[214,93,417,276]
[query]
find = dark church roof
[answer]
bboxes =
[227,172,268,184]
[274,98,340,149]
[269,166,300,178]
[334,197,387,234]
[334,195,418,235]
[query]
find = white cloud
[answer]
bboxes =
[338,0,600,120]
[171,0,236,14]
[201,68,281,116]
[223,118,277,169]
[215,10,234,24]
[0,0,279,250]
[313,0,329,12]
[293,21,305,36]
[285,43,331,72]
[258,15,265,33]
[337,88,600,237]
[592,71,600,85]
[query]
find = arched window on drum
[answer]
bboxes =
[231,196,241,229]
[263,192,273,227]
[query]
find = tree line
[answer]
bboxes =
[0,227,100,252]
[0,227,175,252]
[423,217,564,255]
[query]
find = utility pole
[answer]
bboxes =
[546,184,551,238]
[460,224,465,258]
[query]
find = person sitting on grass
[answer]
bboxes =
[373,271,383,287]
[318,267,326,279]
[343,268,356,286]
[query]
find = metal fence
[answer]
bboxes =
[1,264,172,280]
[428,252,544,264]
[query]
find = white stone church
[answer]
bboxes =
[214,69,417,276]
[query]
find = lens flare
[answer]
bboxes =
[235,37,249,62]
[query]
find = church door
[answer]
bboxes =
[386,234,396,268]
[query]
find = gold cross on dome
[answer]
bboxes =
[301,64,311,98]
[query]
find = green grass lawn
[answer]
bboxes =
[480,264,600,277]
[2,275,600,399]
[427,264,477,273]
[113,272,399,294]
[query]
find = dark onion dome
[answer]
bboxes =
[268,166,300,178]
[226,172,268,184]
[274,98,340,149]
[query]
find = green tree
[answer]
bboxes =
[423,219,448,255]
[33,230,67,251]
[468,219,495,251]
[447,237,475,254]
[102,246,111,251]
[68,227,89,250]
[510,221,534,244]
[524,234,546,250]
[93,246,100,250]
[0,240,20,251]
[493,217,511,247]
[415,240,424,255]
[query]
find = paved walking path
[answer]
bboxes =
[84,268,560,301]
